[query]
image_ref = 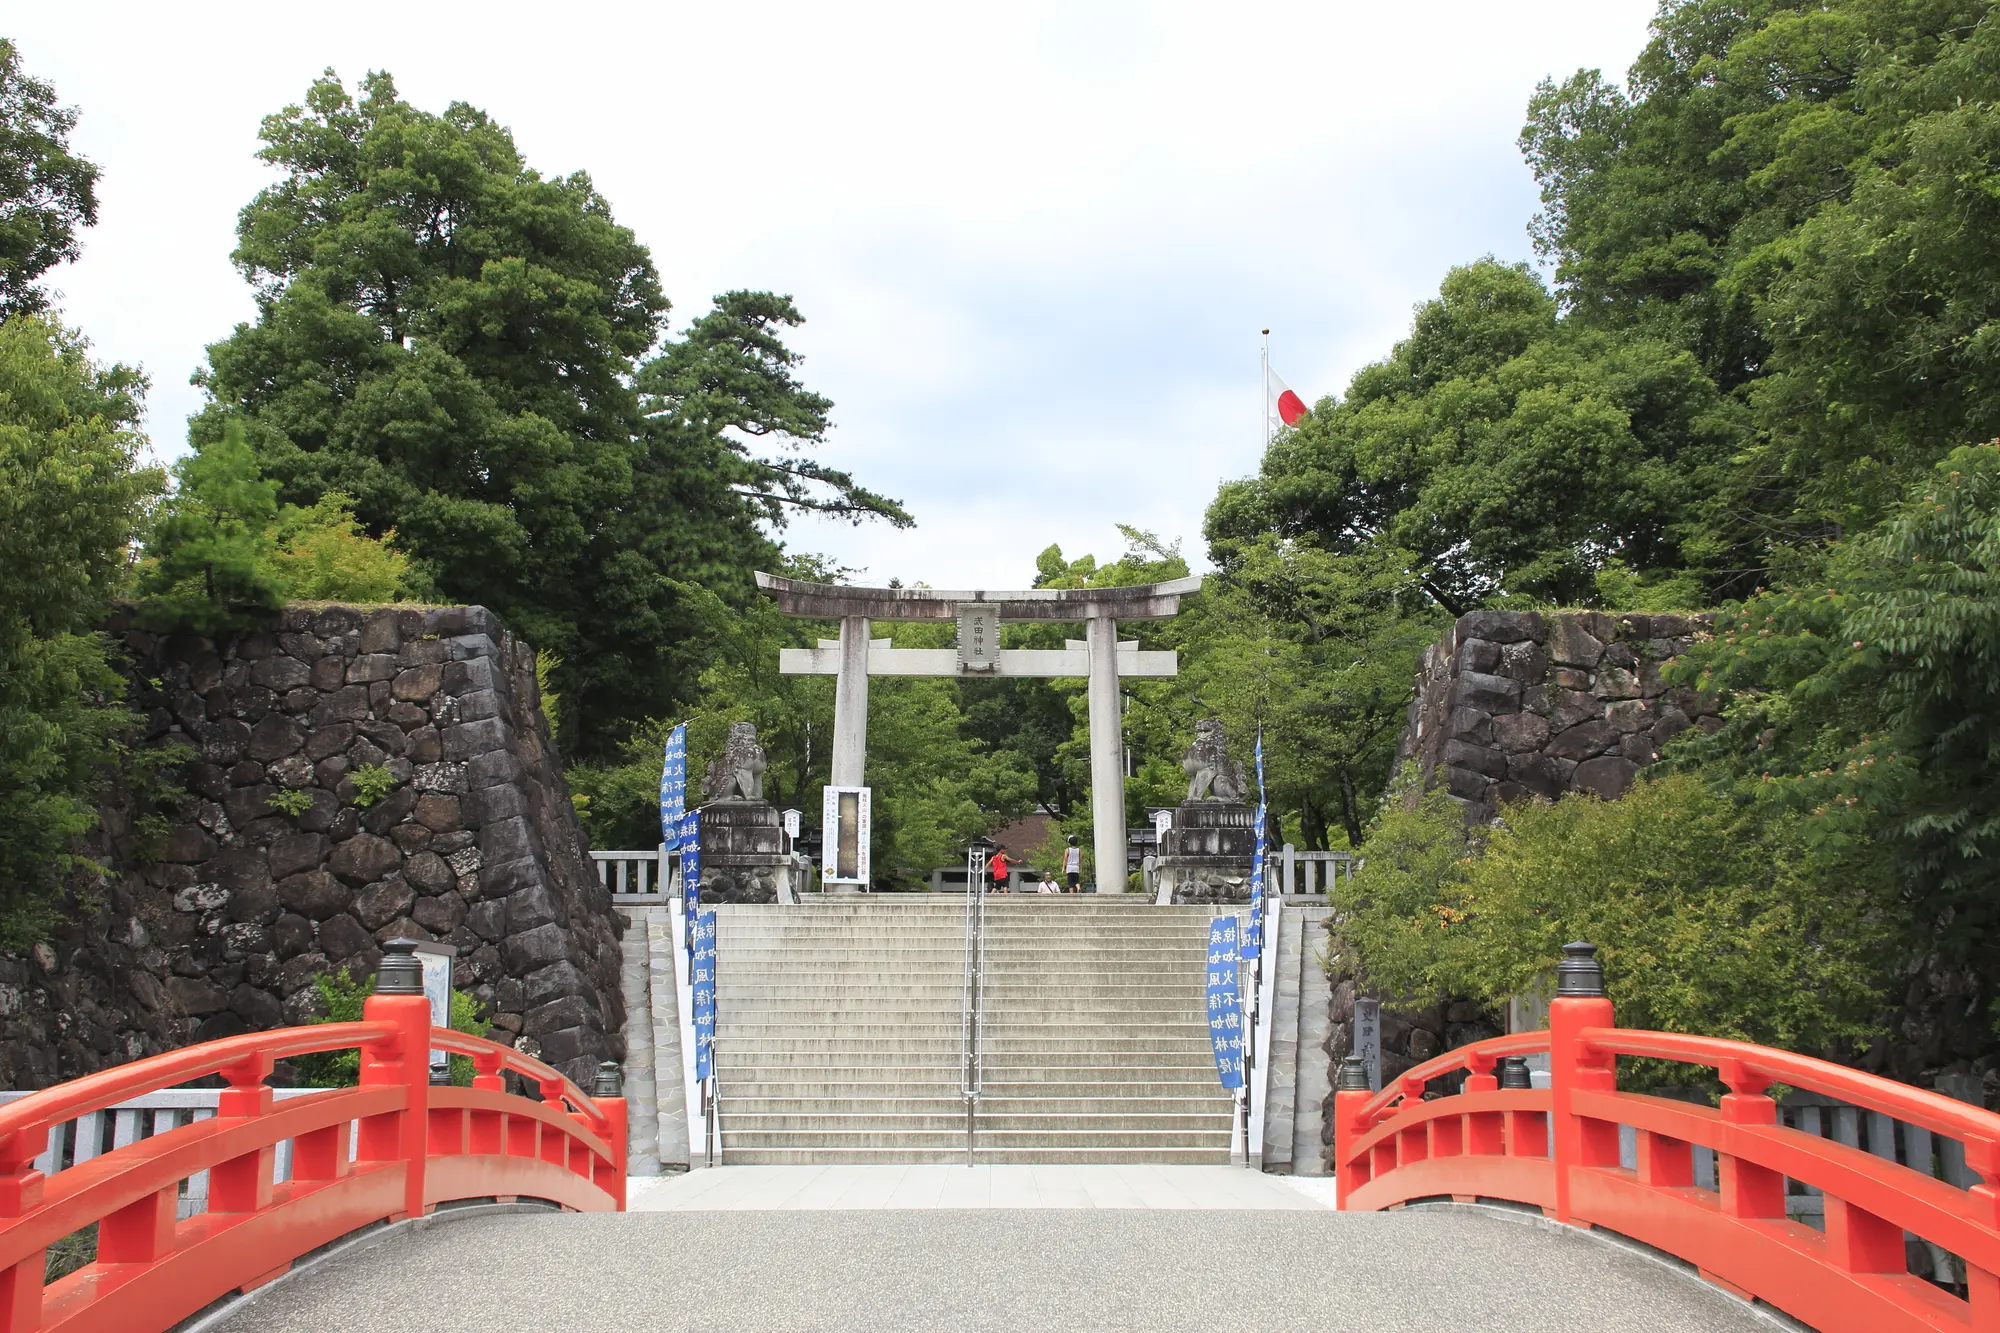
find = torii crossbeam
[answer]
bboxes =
[754,571,1204,892]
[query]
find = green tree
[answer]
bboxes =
[1337,771,1886,1064]
[136,421,284,628]
[0,315,160,939]
[195,72,904,758]
[0,40,100,318]
[1208,259,1744,610]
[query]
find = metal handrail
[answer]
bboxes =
[961,842,988,1166]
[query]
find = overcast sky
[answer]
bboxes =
[17,2,1656,588]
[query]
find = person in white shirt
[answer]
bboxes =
[1063,835,1083,893]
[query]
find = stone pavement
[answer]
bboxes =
[204,1171,1787,1333]
[627,1164,1328,1210]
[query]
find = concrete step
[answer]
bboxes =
[715,1146,1233,1165]
[724,1095,1230,1116]
[719,1127,1231,1149]
[720,1113,1232,1134]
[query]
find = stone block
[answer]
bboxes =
[1507,753,1575,799]
[206,846,271,895]
[1445,706,1491,746]
[278,951,329,999]
[357,720,409,756]
[405,851,454,894]
[1595,666,1642,699]
[467,751,522,790]
[466,899,506,942]
[316,756,350,789]
[455,688,502,722]
[313,685,371,725]
[393,664,443,702]
[315,913,371,963]
[503,921,572,973]
[444,717,510,760]
[1442,740,1508,779]
[1456,671,1519,713]
[1457,610,1543,644]
[523,995,594,1037]
[1572,756,1639,799]
[449,634,501,664]
[1606,699,1652,734]
[469,784,529,824]
[1547,720,1614,761]
[304,723,356,762]
[354,877,416,931]
[1444,765,1490,801]
[226,885,281,927]
[1618,732,1660,763]
[408,726,442,764]
[273,914,314,959]
[347,654,399,684]
[411,894,465,935]
[1500,641,1548,681]
[1549,688,1603,731]
[441,657,497,696]
[1653,707,1692,745]
[413,762,468,795]
[269,754,314,788]
[359,788,419,836]
[277,871,349,921]
[505,880,563,933]
[166,977,230,1016]
[1490,711,1549,754]
[523,959,591,1008]
[250,657,312,692]
[312,608,363,637]
[229,984,284,1029]
[390,824,433,853]
[236,632,275,660]
[1548,618,1605,668]
[328,833,400,885]
[310,658,345,691]
[1456,638,1500,674]
[247,714,305,762]
[397,638,450,668]
[358,613,401,655]
[386,701,427,729]
[1551,667,1590,690]
[414,794,462,832]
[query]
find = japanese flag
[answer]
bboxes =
[1269,369,1308,428]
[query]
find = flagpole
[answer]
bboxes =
[1260,328,1271,449]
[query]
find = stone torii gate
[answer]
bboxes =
[754,571,1204,891]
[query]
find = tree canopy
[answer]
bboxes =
[195,71,906,757]
[0,40,99,319]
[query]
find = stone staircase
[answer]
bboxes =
[711,897,1235,1164]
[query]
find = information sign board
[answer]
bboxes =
[690,910,717,1082]
[820,785,871,884]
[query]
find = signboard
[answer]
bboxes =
[1205,916,1245,1091]
[1152,809,1172,841]
[659,724,687,848]
[1355,996,1382,1092]
[414,945,453,1080]
[690,909,717,1082]
[782,808,801,842]
[955,604,1000,673]
[820,785,871,884]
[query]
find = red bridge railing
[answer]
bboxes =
[0,941,625,1333]
[1336,942,2000,1333]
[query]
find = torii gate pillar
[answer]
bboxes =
[757,572,1203,892]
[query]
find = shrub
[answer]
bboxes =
[266,788,312,818]
[346,764,398,808]
[1337,770,1888,1058]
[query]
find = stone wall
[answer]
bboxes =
[1396,610,1721,823]
[0,604,623,1089]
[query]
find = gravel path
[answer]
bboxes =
[203,1205,1783,1333]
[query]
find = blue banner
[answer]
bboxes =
[690,908,717,1082]
[1206,916,1244,1091]
[659,724,687,848]
[680,810,702,941]
[1245,730,1266,961]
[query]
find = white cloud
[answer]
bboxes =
[16,0,1655,586]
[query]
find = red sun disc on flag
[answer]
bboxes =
[1276,390,1307,425]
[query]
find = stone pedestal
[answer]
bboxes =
[696,801,794,903]
[1154,802,1256,904]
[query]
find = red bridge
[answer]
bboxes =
[1,939,1995,1332]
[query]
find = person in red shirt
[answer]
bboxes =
[988,847,1013,893]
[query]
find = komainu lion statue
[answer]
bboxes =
[702,721,768,802]
[1182,719,1246,803]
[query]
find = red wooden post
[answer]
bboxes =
[0,1126,45,1333]
[589,1064,629,1209]
[1333,1056,1373,1207]
[1549,941,1615,1225]
[1716,1059,1785,1220]
[1966,1137,2000,1329]
[209,1053,276,1214]
[360,940,434,1220]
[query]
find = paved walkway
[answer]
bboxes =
[627,1164,1332,1210]
[205,1172,1784,1333]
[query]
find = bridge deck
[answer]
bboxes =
[200,1180,1785,1332]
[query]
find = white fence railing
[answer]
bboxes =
[593,846,669,896]
[0,1087,327,1219]
[1275,846,1352,898]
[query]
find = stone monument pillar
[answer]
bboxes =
[695,723,795,903]
[1153,719,1257,904]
